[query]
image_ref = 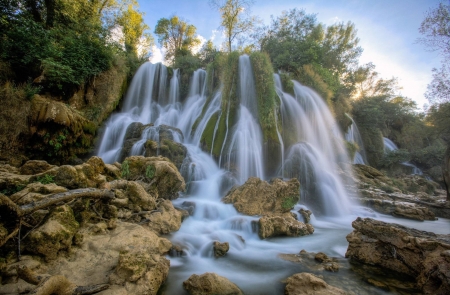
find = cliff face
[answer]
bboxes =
[0,60,128,166]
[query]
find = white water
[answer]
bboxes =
[383,137,423,175]
[96,61,449,295]
[345,115,368,165]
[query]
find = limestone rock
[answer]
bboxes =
[19,160,56,175]
[146,199,182,235]
[0,171,31,193]
[10,182,67,205]
[284,273,346,295]
[123,156,185,200]
[213,241,230,257]
[183,272,243,295]
[359,199,436,221]
[145,138,187,170]
[258,213,314,239]
[26,205,79,261]
[299,208,312,223]
[222,177,300,216]
[345,217,450,294]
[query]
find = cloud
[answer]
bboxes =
[149,46,165,64]
[192,35,206,55]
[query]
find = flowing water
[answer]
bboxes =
[96,59,449,294]
[345,115,368,165]
[383,137,423,175]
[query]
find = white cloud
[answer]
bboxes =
[192,35,206,55]
[149,46,165,64]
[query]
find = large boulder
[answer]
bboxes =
[183,272,243,295]
[222,177,300,215]
[284,273,346,295]
[122,156,185,200]
[146,199,182,235]
[19,160,56,175]
[258,213,313,239]
[359,199,436,221]
[25,205,79,261]
[346,217,450,295]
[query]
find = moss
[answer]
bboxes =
[279,72,294,96]
[281,195,299,209]
[250,52,280,143]
[200,112,219,153]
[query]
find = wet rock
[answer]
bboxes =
[258,213,314,239]
[280,250,340,273]
[359,199,436,221]
[299,208,312,223]
[346,217,450,294]
[122,156,185,200]
[213,241,229,257]
[222,177,300,216]
[146,199,182,235]
[183,272,243,295]
[19,160,56,175]
[26,205,79,261]
[144,138,187,170]
[284,273,346,295]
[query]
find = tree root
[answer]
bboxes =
[0,188,115,247]
[18,265,109,295]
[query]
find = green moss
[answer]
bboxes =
[145,165,155,179]
[121,160,130,179]
[281,195,299,209]
[200,112,219,153]
[279,72,294,96]
[250,52,280,143]
[36,174,54,184]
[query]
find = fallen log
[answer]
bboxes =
[0,188,115,247]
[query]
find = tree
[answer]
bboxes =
[418,2,450,104]
[154,15,201,63]
[210,0,257,52]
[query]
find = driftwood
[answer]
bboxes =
[17,265,109,295]
[0,188,115,247]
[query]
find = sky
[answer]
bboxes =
[138,0,444,109]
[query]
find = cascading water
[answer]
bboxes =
[93,59,447,295]
[345,115,368,165]
[383,137,423,175]
[275,77,353,216]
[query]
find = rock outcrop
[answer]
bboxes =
[223,177,300,215]
[352,164,450,219]
[346,217,450,295]
[213,241,229,257]
[258,213,314,239]
[183,272,243,295]
[284,273,346,295]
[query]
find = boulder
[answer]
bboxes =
[299,208,312,223]
[26,205,79,261]
[213,241,229,257]
[146,199,182,235]
[284,273,346,295]
[183,272,243,295]
[144,138,187,170]
[279,250,340,273]
[19,160,56,175]
[122,156,185,200]
[10,182,67,205]
[346,217,450,294]
[222,177,300,216]
[258,213,314,239]
[359,199,436,221]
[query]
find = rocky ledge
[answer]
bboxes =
[222,177,314,239]
[345,217,450,295]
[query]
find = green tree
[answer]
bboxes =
[154,15,201,63]
[210,0,257,52]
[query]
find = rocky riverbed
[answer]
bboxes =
[0,157,449,295]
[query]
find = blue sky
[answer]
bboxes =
[138,0,443,108]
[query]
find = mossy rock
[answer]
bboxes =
[26,205,79,261]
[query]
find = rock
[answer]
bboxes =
[146,199,182,235]
[222,177,300,216]
[284,273,346,295]
[258,213,314,239]
[183,272,243,295]
[26,205,79,261]
[213,241,229,257]
[122,156,185,200]
[10,182,67,205]
[359,199,436,221]
[299,208,312,223]
[280,250,340,273]
[345,217,450,294]
[314,252,329,262]
[19,160,56,175]
[0,171,31,193]
[145,138,187,170]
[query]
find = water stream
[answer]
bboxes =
[96,59,449,294]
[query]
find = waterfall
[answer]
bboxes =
[383,137,423,175]
[95,60,360,293]
[345,115,368,165]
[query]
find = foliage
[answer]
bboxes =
[36,174,55,185]
[379,149,411,168]
[418,2,450,104]
[145,165,155,179]
[154,15,201,64]
[121,160,130,179]
[210,0,257,52]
